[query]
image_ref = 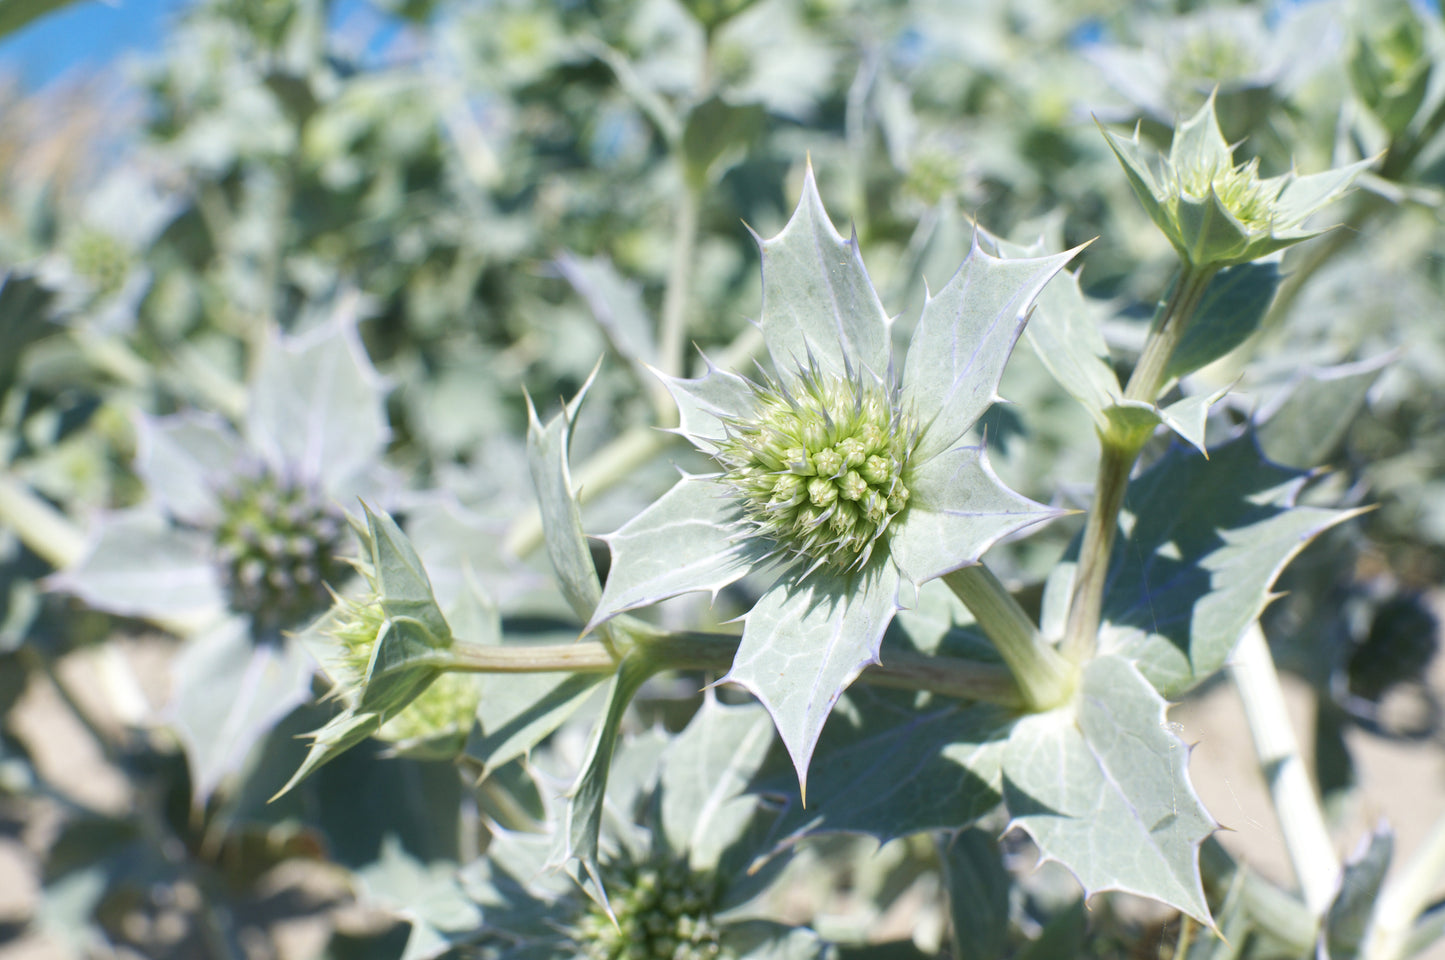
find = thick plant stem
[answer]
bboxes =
[1230,623,1339,915]
[0,472,88,570]
[1061,262,1216,663]
[1364,811,1445,960]
[654,177,702,418]
[944,564,1072,710]
[447,630,1024,708]
[1060,436,1137,663]
[1122,262,1217,405]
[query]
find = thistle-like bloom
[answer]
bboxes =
[587,167,1077,787]
[1101,94,1373,269]
[52,300,395,798]
[450,698,828,960]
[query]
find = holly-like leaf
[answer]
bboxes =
[273,709,383,808]
[357,836,484,960]
[659,362,760,456]
[659,696,775,872]
[903,238,1080,462]
[757,163,892,385]
[1166,263,1280,381]
[888,441,1063,586]
[559,651,659,904]
[135,414,246,526]
[725,921,837,960]
[1020,257,1227,453]
[1046,434,1360,697]
[724,559,901,796]
[357,617,446,714]
[1003,654,1215,924]
[51,509,223,621]
[526,370,604,624]
[0,271,54,400]
[587,477,763,633]
[363,503,451,645]
[169,617,317,800]
[943,829,1011,960]
[468,670,607,782]
[681,95,765,187]
[763,687,1011,845]
[246,301,390,492]
[1256,356,1390,470]
[1021,264,1120,428]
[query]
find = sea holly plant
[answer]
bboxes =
[1099,92,1374,273]
[586,164,1082,787]
[51,300,395,797]
[444,696,829,960]
[247,116,1398,940]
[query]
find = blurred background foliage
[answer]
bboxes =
[0,0,1443,956]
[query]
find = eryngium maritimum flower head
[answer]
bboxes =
[585,165,1080,787]
[1101,93,1373,268]
[715,360,915,574]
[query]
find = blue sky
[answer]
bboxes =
[0,0,191,89]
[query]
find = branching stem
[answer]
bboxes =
[942,564,1071,710]
[1061,262,1215,662]
[446,629,1024,708]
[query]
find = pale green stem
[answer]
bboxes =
[501,325,765,562]
[1364,811,1445,960]
[1122,262,1217,405]
[0,471,88,570]
[1061,262,1216,663]
[167,342,247,421]
[1060,434,1137,664]
[447,630,1023,708]
[1230,622,1339,915]
[654,176,701,416]
[943,564,1072,711]
[72,329,150,387]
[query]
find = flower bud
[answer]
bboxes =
[717,369,915,571]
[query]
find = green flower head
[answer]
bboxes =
[1348,0,1435,137]
[586,165,1078,788]
[714,359,916,574]
[1101,94,1373,268]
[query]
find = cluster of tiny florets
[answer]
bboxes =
[715,370,914,571]
[213,471,350,634]
[376,672,480,750]
[572,858,723,960]
[67,228,132,299]
[327,586,387,681]
[1166,155,1277,230]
